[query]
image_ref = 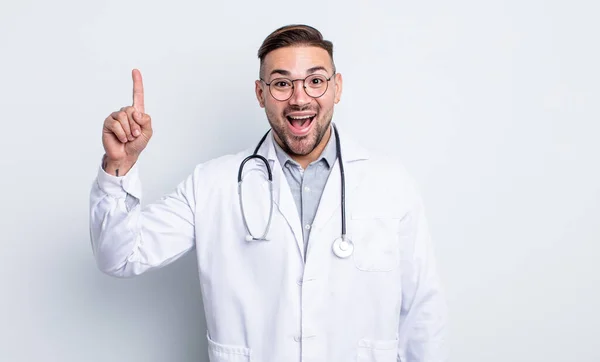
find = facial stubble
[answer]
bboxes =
[265,106,333,157]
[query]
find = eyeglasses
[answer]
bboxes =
[261,72,336,101]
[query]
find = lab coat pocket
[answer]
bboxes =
[357,338,398,362]
[350,212,405,272]
[206,332,252,362]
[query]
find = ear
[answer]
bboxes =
[333,73,343,104]
[255,80,266,108]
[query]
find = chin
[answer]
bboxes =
[283,133,317,156]
[267,111,329,156]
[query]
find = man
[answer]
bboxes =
[90,24,447,362]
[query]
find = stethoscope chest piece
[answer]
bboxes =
[332,236,354,258]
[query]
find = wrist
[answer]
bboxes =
[102,155,137,177]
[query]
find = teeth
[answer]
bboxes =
[288,115,314,120]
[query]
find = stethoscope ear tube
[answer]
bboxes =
[238,154,272,183]
[331,124,353,258]
[332,124,346,238]
[238,176,274,242]
[238,136,274,241]
[237,128,274,242]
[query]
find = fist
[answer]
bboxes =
[102,69,153,164]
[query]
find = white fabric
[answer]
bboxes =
[89,127,447,362]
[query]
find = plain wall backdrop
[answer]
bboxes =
[1,0,598,361]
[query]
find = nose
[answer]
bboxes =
[288,80,312,106]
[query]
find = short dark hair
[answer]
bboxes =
[257,24,335,77]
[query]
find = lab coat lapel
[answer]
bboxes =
[272,157,305,258]
[255,134,305,260]
[253,127,369,262]
[308,128,369,253]
[308,159,342,237]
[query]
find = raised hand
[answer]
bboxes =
[101,69,153,176]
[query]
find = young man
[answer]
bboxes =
[90,24,447,362]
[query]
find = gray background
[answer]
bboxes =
[1,0,598,361]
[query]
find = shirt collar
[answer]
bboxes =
[272,124,337,170]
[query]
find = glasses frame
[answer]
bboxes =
[260,72,336,101]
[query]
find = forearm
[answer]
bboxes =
[90,164,146,277]
[89,160,197,278]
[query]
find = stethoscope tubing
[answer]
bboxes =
[238,123,352,257]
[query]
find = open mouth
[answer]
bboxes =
[286,114,316,135]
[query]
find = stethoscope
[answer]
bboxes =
[237,123,354,258]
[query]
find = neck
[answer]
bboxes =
[277,126,332,169]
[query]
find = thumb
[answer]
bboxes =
[133,111,152,130]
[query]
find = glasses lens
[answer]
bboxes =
[269,78,293,100]
[305,74,328,98]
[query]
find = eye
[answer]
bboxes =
[307,75,327,87]
[270,78,292,88]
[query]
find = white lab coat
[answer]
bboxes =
[89,126,447,362]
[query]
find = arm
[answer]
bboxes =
[90,68,199,278]
[89,158,198,278]
[397,190,448,362]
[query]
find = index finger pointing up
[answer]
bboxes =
[132,68,145,113]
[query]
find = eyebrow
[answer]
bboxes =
[269,66,330,78]
[306,66,328,74]
[269,69,291,77]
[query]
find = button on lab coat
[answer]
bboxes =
[89,127,447,362]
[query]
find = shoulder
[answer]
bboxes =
[346,133,418,188]
[368,150,416,190]
[188,147,253,183]
[345,133,423,208]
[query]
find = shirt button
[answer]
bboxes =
[305,224,311,230]
[304,186,310,192]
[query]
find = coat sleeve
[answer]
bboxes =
[89,158,200,278]
[397,186,448,362]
